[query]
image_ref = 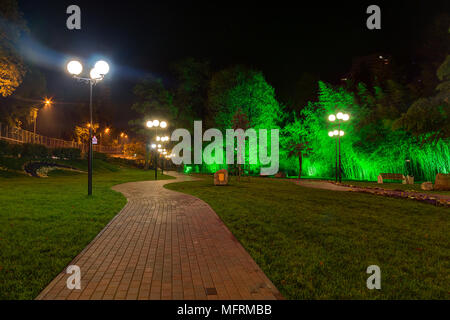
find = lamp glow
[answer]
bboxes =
[90,68,102,80]
[67,60,83,75]
[152,120,159,127]
[328,115,336,122]
[340,130,345,136]
[336,112,343,120]
[151,144,156,149]
[146,120,153,128]
[333,130,339,136]
[94,61,109,75]
[342,114,349,121]
[328,131,334,137]
[156,136,161,141]
[160,121,167,128]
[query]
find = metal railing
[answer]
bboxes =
[0,123,123,154]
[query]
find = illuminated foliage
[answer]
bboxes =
[281,81,449,181]
[0,0,27,97]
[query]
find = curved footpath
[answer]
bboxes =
[36,171,282,300]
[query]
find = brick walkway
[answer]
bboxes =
[36,172,282,300]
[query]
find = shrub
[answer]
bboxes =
[50,147,81,160]
[9,143,24,157]
[22,143,49,159]
[0,140,8,155]
[93,151,108,161]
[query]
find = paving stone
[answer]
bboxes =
[36,172,281,300]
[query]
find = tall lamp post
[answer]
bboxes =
[31,98,52,143]
[328,112,349,183]
[67,59,110,196]
[157,135,169,174]
[146,120,167,180]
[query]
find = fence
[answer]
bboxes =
[0,123,123,154]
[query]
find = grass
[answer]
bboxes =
[0,159,172,299]
[342,180,450,196]
[165,175,450,299]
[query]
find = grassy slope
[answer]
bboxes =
[165,175,449,299]
[0,160,172,299]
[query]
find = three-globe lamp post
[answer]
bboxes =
[146,120,167,180]
[67,59,110,195]
[328,112,349,183]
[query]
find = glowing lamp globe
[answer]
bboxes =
[151,144,156,149]
[328,131,334,137]
[157,144,161,148]
[146,120,153,128]
[342,114,350,121]
[152,120,160,127]
[333,130,339,136]
[67,60,83,75]
[336,112,344,120]
[156,136,161,141]
[328,115,336,122]
[94,61,109,75]
[160,121,167,128]
[339,130,345,136]
[90,68,102,80]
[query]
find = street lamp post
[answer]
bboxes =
[328,112,349,183]
[146,120,167,180]
[67,59,110,196]
[31,98,52,143]
[157,136,169,175]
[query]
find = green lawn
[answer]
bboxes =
[342,180,450,196]
[0,160,172,299]
[165,175,450,299]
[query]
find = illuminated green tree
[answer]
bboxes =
[207,66,282,130]
[288,139,313,180]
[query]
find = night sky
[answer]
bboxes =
[17,0,448,134]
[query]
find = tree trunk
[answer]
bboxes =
[298,154,302,180]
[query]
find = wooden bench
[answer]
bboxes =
[377,173,406,184]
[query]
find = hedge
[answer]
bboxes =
[0,141,81,160]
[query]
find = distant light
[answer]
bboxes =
[160,121,167,128]
[379,55,383,59]
[336,112,344,120]
[156,136,161,141]
[342,114,350,121]
[90,68,102,80]
[146,120,153,128]
[151,144,156,149]
[153,120,160,127]
[67,60,83,75]
[333,130,339,136]
[157,144,161,148]
[94,61,109,75]
[328,115,336,122]
[328,131,334,137]
[339,130,345,136]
